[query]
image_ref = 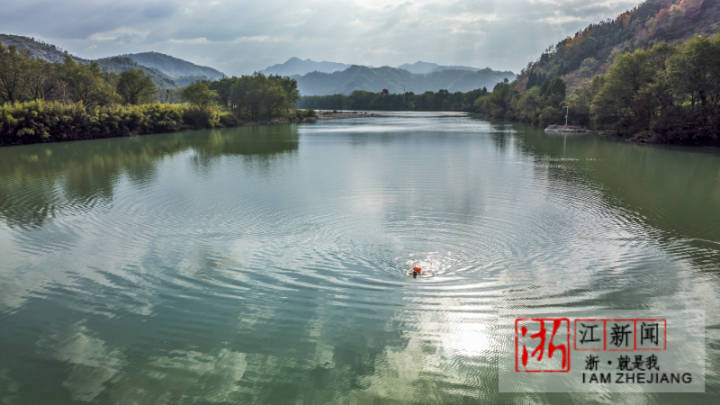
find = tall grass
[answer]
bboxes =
[0,101,226,145]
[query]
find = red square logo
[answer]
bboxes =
[515,318,571,373]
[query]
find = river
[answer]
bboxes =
[0,112,718,403]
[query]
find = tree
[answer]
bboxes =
[474,81,516,119]
[210,78,234,109]
[181,81,217,107]
[274,75,299,108]
[0,44,31,103]
[26,59,59,101]
[667,35,720,111]
[590,48,661,134]
[540,77,566,106]
[515,87,544,125]
[665,35,720,143]
[229,77,250,114]
[56,57,119,105]
[588,41,699,140]
[116,69,156,104]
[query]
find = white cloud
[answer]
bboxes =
[41,323,126,402]
[540,14,587,24]
[168,37,209,45]
[89,27,149,42]
[0,0,643,75]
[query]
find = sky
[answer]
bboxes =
[1,0,642,75]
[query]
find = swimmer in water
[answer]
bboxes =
[412,267,422,279]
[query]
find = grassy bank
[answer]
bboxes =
[0,101,315,146]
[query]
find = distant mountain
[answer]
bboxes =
[123,52,225,82]
[518,0,720,90]
[260,57,350,76]
[296,65,515,96]
[398,61,485,74]
[261,57,493,77]
[95,56,177,89]
[0,34,225,89]
[2,34,513,95]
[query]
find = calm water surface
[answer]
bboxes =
[0,112,719,404]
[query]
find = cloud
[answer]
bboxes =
[39,322,127,402]
[146,348,247,403]
[89,27,149,42]
[168,37,209,45]
[0,0,642,75]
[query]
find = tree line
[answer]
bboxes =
[0,43,156,106]
[298,88,487,111]
[0,43,311,145]
[207,74,299,121]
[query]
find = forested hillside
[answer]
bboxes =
[472,0,720,146]
[0,34,80,64]
[124,52,225,83]
[518,0,720,90]
[94,56,177,90]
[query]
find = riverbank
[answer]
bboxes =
[0,101,316,146]
[544,124,594,134]
[314,110,381,120]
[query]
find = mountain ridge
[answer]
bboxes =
[260,57,349,76]
[260,57,494,76]
[94,56,178,89]
[398,61,487,74]
[122,51,225,82]
[2,34,515,95]
[0,34,225,89]
[0,34,83,64]
[295,64,515,96]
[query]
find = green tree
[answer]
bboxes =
[565,76,604,127]
[0,44,31,103]
[210,78,234,109]
[540,77,566,106]
[181,81,217,107]
[262,83,288,119]
[56,57,119,105]
[273,75,299,108]
[667,35,720,111]
[229,77,250,114]
[514,87,544,125]
[116,69,157,104]
[590,46,666,134]
[26,59,59,101]
[474,81,516,119]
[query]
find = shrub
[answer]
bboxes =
[219,112,241,127]
[182,106,218,128]
[0,101,223,146]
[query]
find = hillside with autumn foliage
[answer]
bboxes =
[468,0,720,145]
[517,0,720,91]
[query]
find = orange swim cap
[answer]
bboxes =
[413,267,422,273]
